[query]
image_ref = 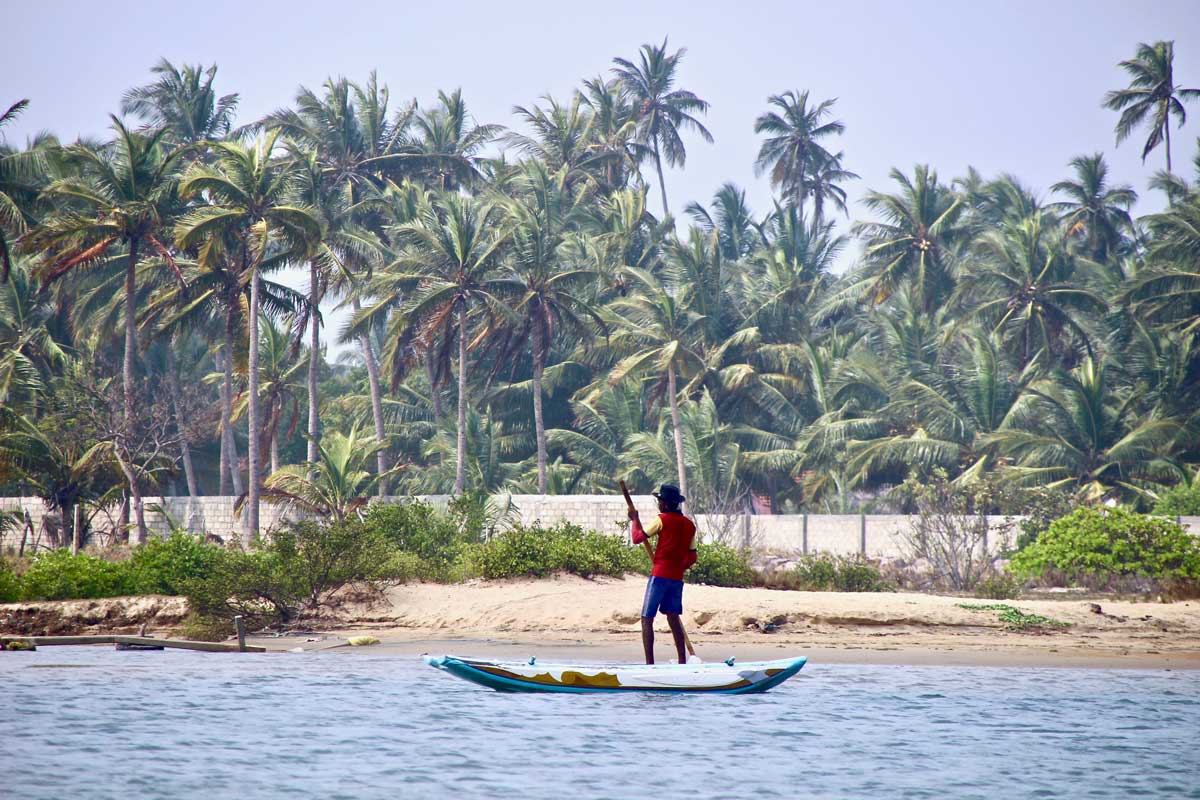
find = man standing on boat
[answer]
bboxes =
[629,484,698,664]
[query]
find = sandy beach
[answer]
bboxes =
[5,575,1199,668]
[290,575,1199,669]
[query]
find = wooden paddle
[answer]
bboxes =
[621,480,699,663]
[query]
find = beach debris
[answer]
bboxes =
[347,635,380,646]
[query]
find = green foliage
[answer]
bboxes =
[1010,507,1200,582]
[688,543,754,588]
[464,521,645,580]
[184,519,406,628]
[957,602,1070,631]
[774,553,891,592]
[363,501,480,571]
[973,571,1023,600]
[127,533,225,595]
[18,549,134,600]
[0,559,20,602]
[1152,482,1200,516]
[1014,488,1078,550]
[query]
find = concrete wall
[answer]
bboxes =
[2,495,1197,558]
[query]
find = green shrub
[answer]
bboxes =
[1014,488,1077,551]
[689,543,754,588]
[973,571,1023,600]
[0,559,20,602]
[463,521,644,580]
[363,501,479,573]
[1153,483,1200,517]
[1010,507,1200,582]
[773,553,891,592]
[128,533,225,595]
[19,549,135,600]
[184,519,406,629]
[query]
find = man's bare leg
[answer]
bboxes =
[641,617,655,664]
[666,613,687,663]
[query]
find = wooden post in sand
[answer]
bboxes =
[234,616,246,652]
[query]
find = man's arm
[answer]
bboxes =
[628,511,662,558]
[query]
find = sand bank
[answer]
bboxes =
[294,575,1200,669]
[5,576,1198,668]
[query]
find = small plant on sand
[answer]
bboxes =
[973,571,1023,600]
[957,602,1070,631]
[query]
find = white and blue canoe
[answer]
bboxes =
[424,655,807,694]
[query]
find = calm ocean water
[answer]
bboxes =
[3,646,1198,799]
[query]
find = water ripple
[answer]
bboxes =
[2,649,1199,799]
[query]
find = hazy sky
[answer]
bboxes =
[5,0,1200,355]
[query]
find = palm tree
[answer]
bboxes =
[0,256,67,410]
[849,165,964,311]
[987,357,1184,503]
[753,90,847,211]
[604,270,708,500]
[1049,153,1137,261]
[25,119,183,428]
[547,382,654,492]
[611,39,712,216]
[1128,197,1200,336]
[121,58,239,148]
[263,75,423,483]
[1,99,52,281]
[807,151,858,224]
[504,95,606,189]
[744,203,843,336]
[497,162,604,493]
[365,192,510,493]
[958,212,1108,365]
[254,425,396,524]
[175,133,319,536]
[410,89,502,191]
[1104,41,1200,173]
[579,76,649,194]
[684,182,756,260]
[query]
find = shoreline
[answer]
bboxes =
[5,574,1199,669]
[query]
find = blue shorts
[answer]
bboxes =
[641,576,684,618]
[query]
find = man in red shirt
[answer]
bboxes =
[629,484,698,664]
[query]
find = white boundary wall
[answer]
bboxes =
[2,495,1198,558]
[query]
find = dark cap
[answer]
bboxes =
[652,484,685,505]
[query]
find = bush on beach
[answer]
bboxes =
[1010,507,1200,587]
[463,521,646,580]
[761,553,891,592]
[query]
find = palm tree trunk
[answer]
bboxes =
[653,141,670,217]
[221,316,243,497]
[165,345,198,498]
[456,305,468,495]
[426,354,444,420]
[352,297,388,496]
[667,363,689,504]
[122,238,142,541]
[247,272,261,538]
[270,419,280,475]
[123,238,139,429]
[1165,114,1173,174]
[307,259,321,465]
[533,323,547,495]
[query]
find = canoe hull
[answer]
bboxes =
[424,655,806,694]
